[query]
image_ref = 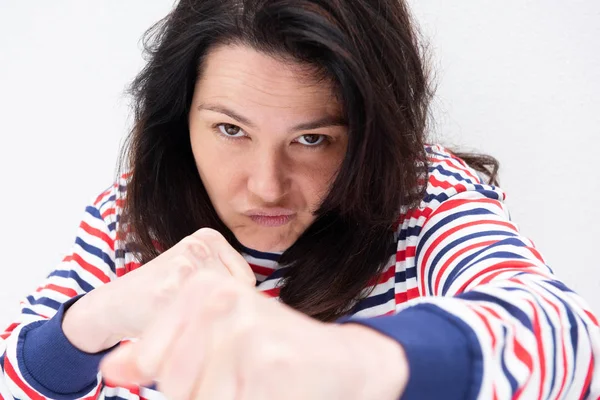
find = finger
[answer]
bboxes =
[191,296,242,400]
[100,342,151,387]
[191,228,256,286]
[159,283,240,400]
[216,241,256,286]
[101,269,222,385]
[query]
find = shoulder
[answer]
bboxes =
[422,144,506,209]
[88,172,130,230]
[395,144,508,231]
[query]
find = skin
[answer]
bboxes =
[67,44,409,399]
[188,44,348,252]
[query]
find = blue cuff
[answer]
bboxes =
[17,295,115,398]
[339,304,483,400]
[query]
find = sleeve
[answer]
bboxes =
[0,186,121,400]
[342,166,600,399]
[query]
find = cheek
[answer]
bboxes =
[300,155,343,208]
[190,133,237,201]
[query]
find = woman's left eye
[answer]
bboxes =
[296,134,327,147]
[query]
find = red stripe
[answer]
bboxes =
[395,291,407,305]
[522,281,569,400]
[94,189,112,206]
[101,207,116,220]
[125,261,141,274]
[36,283,78,298]
[420,217,516,294]
[248,263,275,277]
[585,310,599,327]
[433,240,497,295]
[4,356,45,400]
[80,221,114,251]
[525,297,546,400]
[396,246,416,262]
[406,287,420,300]
[429,157,481,183]
[367,264,395,286]
[2,323,19,336]
[262,287,280,298]
[472,308,497,350]
[429,174,468,192]
[65,254,111,284]
[82,383,103,399]
[455,260,537,294]
[579,354,595,400]
[513,336,533,399]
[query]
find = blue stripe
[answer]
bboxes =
[85,205,104,221]
[395,270,406,282]
[457,291,533,331]
[25,295,61,311]
[75,237,115,273]
[428,164,478,186]
[431,232,518,295]
[416,207,500,269]
[99,194,117,210]
[423,184,501,205]
[539,302,558,393]
[22,307,41,316]
[48,270,94,292]
[352,287,395,312]
[499,326,519,395]
[261,266,290,283]
[544,279,575,293]
[107,222,116,231]
[535,282,580,389]
[398,225,422,241]
[240,245,281,262]
[442,247,526,295]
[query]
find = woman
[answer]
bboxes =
[1,0,598,399]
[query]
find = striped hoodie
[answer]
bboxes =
[1,144,598,399]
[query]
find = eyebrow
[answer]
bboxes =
[197,103,347,132]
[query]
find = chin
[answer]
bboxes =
[237,235,294,253]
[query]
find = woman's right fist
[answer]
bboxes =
[62,228,256,353]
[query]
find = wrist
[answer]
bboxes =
[62,289,122,353]
[337,323,409,400]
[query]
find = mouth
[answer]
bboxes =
[244,208,296,227]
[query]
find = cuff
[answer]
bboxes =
[339,304,483,400]
[17,294,115,398]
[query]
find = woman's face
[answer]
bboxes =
[189,44,348,252]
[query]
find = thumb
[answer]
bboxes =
[100,342,154,388]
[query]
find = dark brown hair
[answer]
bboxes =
[118,0,499,321]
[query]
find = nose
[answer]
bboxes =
[247,149,289,204]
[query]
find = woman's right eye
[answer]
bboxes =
[217,123,245,138]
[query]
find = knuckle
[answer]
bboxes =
[201,283,244,316]
[174,256,197,277]
[248,338,294,378]
[179,236,211,259]
[193,227,223,241]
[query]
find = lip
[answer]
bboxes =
[244,208,296,227]
[244,208,296,217]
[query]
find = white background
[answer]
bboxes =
[0,1,598,328]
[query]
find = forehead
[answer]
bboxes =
[196,44,341,115]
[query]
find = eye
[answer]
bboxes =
[296,134,327,147]
[217,123,245,138]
